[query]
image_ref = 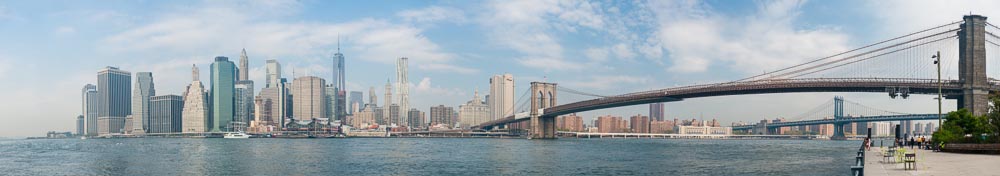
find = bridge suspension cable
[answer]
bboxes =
[557,86,609,98]
[725,20,962,83]
[786,33,958,79]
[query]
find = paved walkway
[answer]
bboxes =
[864,146,1000,175]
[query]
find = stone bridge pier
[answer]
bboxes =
[530,82,557,139]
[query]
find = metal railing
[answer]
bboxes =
[852,141,866,176]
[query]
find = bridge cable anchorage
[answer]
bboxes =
[722,20,962,83]
[771,29,959,79]
[781,35,958,78]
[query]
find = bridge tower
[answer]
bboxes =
[529,82,557,139]
[957,15,990,116]
[831,96,847,140]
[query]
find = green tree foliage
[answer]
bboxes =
[933,109,994,143]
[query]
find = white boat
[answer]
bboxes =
[224,132,251,139]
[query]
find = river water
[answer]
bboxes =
[0,138,857,175]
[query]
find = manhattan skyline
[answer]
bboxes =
[3,0,1000,137]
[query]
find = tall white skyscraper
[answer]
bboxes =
[489,74,514,121]
[384,80,393,124]
[235,80,255,130]
[182,64,208,133]
[131,72,154,134]
[81,84,98,136]
[266,59,282,88]
[396,57,409,126]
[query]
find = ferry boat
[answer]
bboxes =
[223,132,251,139]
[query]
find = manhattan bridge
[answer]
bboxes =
[461,15,1000,140]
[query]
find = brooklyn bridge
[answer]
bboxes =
[471,15,1000,139]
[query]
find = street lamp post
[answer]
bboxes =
[933,51,942,128]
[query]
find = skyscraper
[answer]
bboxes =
[239,48,249,81]
[325,85,337,120]
[265,59,281,88]
[150,95,183,133]
[81,84,98,136]
[76,115,84,136]
[234,80,254,130]
[210,56,237,132]
[131,72,154,134]
[349,91,364,114]
[332,44,347,121]
[97,66,131,135]
[182,64,208,133]
[388,104,400,126]
[489,74,514,121]
[649,103,664,121]
[369,86,377,107]
[384,79,393,106]
[396,57,409,126]
[292,76,326,121]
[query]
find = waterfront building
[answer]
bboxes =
[265,59,281,88]
[124,115,133,134]
[373,106,385,125]
[388,104,401,126]
[396,57,409,126]
[869,122,893,137]
[349,91,363,115]
[914,122,925,135]
[650,120,675,134]
[595,115,626,133]
[383,80,393,124]
[649,103,664,121]
[489,73,514,121]
[76,115,84,136]
[249,96,272,133]
[234,80,254,130]
[81,84,98,136]
[352,104,377,128]
[407,108,424,129]
[630,114,650,133]
[676,125,732,135]
[238,49,249,81]
[150,95,183,133]
[258,84,287,127]
[210,56,237,132]
[182,64,209,133]
[924,122,936,135]
[292,76,326,122]
[97,66,131,136]
[430,105,456,127]
[556,113,584,132]
[130,72,154,134]
[458,90,489,129]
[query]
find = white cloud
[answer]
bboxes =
[481,0,609,71]
[584,47,609,62]
[413,77,466,97]
[647,0,850,74]
[54,26,76,35]
[397,6,465,23]
[100,2,472,74]
[0,5,16,20]
[417,63,478,74]
[866,0,1000,35]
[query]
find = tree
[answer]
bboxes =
[933,109,994,143]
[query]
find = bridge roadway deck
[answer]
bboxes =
[731,114,940,131]
[477,78,998,129]
[864,146,1000,175]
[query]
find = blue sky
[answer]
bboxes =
[1,0,999,137]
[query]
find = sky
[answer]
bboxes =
[1,0,1000,137]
